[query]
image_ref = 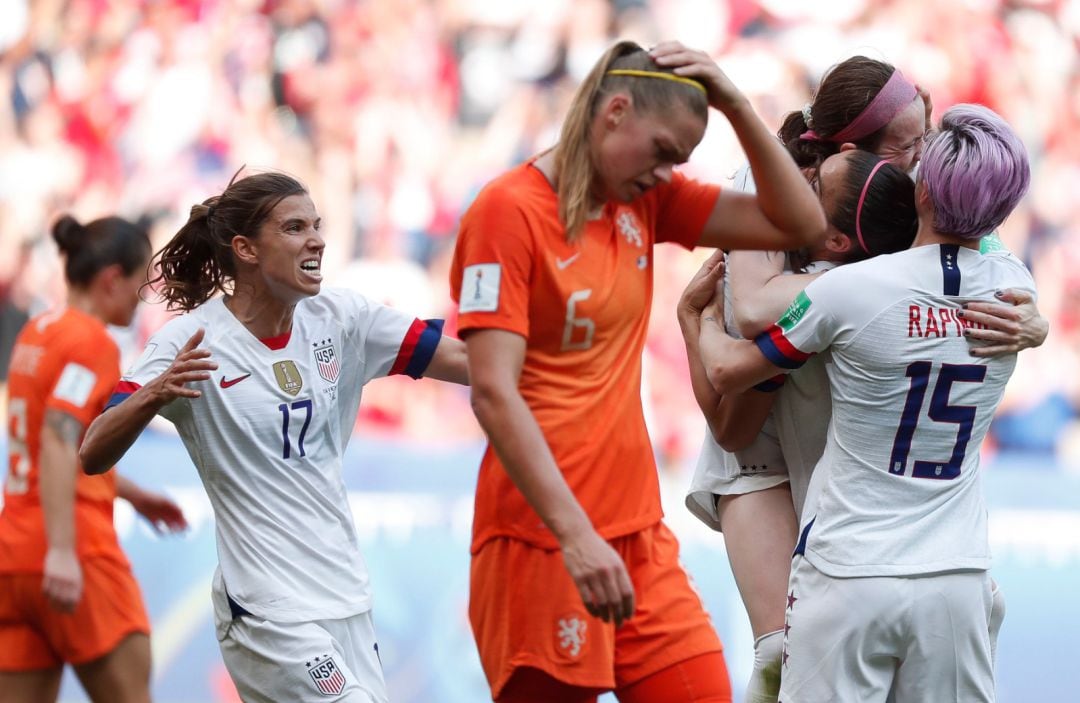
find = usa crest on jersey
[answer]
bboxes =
[306,655,346,696]
[313,338,340,384]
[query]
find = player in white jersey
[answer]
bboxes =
[79,171,468,703]
[682,56,1048,703]
[691,104,1034,702]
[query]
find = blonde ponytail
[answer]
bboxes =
[552,41,709,242]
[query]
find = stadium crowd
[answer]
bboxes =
[1,0,1078,470]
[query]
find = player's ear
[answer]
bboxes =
[599,92,631,131]
[231,235,258,266]
[824,231,853,255]
[92,263,124,293]
[914,180,934,216]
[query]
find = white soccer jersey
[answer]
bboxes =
[108,289,443,621]
[755,244,1035,577]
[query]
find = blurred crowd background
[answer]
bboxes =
[2,0,1079,471]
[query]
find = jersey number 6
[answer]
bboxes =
[888,362,987,480]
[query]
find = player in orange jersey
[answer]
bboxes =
[449,40,826,703]
[0,215,187,703]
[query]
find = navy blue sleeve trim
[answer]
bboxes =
[403,319,444,379]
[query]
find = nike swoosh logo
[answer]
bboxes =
[219,374,251,389]
[556,253,581,270]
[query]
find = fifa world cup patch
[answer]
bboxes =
[312,338,340,384]
[306,654,347,696]
[554,613,588,659]
[459,263,500,313]
[273,360,304,396]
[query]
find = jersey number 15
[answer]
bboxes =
[888,362,987,480]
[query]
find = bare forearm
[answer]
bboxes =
[729,251,824,338]
[700,318,778,395]
[723,101,824,244]
[680,311,723,422]
[40,426,78,550]
[425,337,470,386]
[80,389,163,474]
[471,387,593,542]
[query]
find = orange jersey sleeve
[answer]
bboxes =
[1,309,122,573]
[450,163,720,550]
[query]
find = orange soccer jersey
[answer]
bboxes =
[450,161,720,551]
[0,308,124,572]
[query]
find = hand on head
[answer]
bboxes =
[649,41,746,113]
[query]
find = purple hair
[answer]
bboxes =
[918,104,1030,240]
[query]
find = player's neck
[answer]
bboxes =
[223,289,295,340]
[533,150,605,220]
[66,289,105,324]
[910,221,980,251]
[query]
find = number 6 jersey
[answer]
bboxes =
[754,244,1036,578]
[107,289,443,622]
[449,160,720,552]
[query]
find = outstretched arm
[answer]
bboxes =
[116,476,188,534]
[466,328,635,626]
[81,329,215,474]
[423,335,469,385]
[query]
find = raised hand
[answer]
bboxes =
[679,250,727,318]
[146,328,217,405]
[650,41,746,113]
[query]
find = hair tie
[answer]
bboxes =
[799,130,823,142]
[830,70,918,144]
[855,159,888,255]
[605,69,708,96]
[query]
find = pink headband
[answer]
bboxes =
[831,70,917,143]
[800,69,918,144]
[855,159,888,255]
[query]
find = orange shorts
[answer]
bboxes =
[469,521,724,698]
[0,555,150,670]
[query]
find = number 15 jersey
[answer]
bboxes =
[755,245,1036,578]
[107,290,442,621]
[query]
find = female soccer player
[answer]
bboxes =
[450,39,826,703]
[684,56,1047,703]
[0,215,187,703]
[79,171,468,703]
[694,102,1033,703]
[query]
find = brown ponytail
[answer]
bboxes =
[147,169,307,311]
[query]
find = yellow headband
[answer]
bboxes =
[605,69,707,96]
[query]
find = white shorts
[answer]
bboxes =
[214,594,388,703]
[780,556,994,703]
[685,425,788,531]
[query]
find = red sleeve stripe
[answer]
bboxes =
[753,325,812,369]
[389,319,426,377]
[105,380,142,410]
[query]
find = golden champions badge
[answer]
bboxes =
[273,360,303,396]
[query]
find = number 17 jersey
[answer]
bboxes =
[108,290,441,621]
[755,245,1036,578]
